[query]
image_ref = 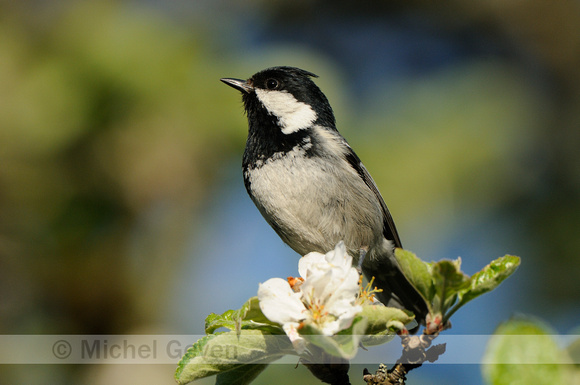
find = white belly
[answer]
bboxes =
[245,148,384,257]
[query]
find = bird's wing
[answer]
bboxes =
[344,146,430,326]
[343,147,403,248]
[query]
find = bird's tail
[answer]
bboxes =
[361,251,429,328]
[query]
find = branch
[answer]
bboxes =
[362,324,447,385]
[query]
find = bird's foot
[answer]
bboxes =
[357,248,368,274]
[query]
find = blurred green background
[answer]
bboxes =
[1,1,579,384]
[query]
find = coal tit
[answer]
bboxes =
[221,66,428,324]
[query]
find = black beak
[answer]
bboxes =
[220,78,254,93]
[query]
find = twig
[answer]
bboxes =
[362,318,448,385]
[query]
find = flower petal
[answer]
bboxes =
[325,241,351,271]
[258,242,363,356]
[258,278,306,325]
[283,322,307,354]
[327,267,361,305]
[298,251,326,278]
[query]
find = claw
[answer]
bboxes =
[357,248,367,274]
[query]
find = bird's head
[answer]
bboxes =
[221,66,336,135]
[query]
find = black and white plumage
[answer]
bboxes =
[221,66,428,325]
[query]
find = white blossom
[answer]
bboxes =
[258,241,362,353]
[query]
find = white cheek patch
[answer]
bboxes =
[255,89,317,134]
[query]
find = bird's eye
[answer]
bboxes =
[265,78,280,90]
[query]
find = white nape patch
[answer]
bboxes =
[255,89,317,135]
[312,126,350,158]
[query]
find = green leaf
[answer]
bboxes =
[359,305,414,346]
[300,316,368,359]
[361,304,415,333]
[432,259,470,293]
[215,364,269,385]
[175,334,220,383]
[175,329,292,385]
[565,334,580,366]
[205,297,282,335]
[455,255,520,310]
[393,248,435,309]
[431,259,470,315]
[395,250,520,325]
[482,316,573,385]
[205,312,236,334]
[239,297,272,324]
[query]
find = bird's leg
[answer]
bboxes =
[357,247,368,275]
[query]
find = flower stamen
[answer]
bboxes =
[358,276,383,305]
